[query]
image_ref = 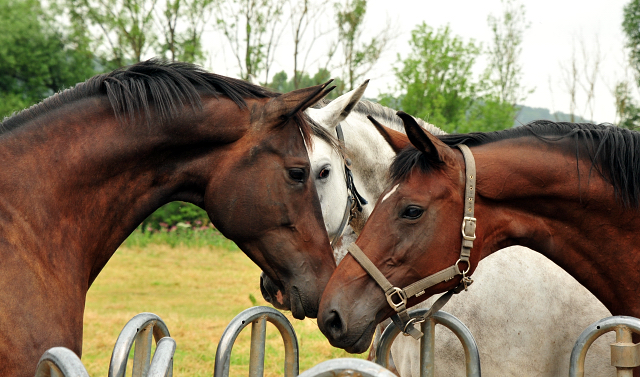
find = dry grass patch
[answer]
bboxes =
[82,244,363,376]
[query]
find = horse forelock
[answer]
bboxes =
[396,120,640,208]
[0,59,278,133]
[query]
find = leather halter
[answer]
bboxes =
[346,144,476,339]
[330,124,368,248]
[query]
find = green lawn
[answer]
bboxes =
[82,231,364,376]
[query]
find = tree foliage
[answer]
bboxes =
[58,0,212,68]
[380,2,530,134]
[380,23,486,133]
[623,0,640,83]
[621,0,640,128]
[0,0,97,118]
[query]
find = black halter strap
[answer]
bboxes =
[330,124,368,248]
[346,144,476,339]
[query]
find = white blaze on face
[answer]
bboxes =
[381,184,400,203]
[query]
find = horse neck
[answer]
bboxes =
[0,95,250,286]
[473,137,640,316]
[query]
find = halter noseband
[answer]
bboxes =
[330,124,368,248]
[346,144,476,339]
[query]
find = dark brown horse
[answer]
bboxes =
[318,112,640,355]
[0,60,336,376]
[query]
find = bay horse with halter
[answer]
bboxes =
[318,112,640,359]
[0,59,337,376]
[297,89,611,375]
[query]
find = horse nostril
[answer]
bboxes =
[325,310,346,339]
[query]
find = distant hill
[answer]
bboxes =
[514,105,591,127]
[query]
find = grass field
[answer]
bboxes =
[81,230,364,376]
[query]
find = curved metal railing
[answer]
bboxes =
[298,358,397,377]
[213,306,299,377]
[108,312,173,377]
[570,315,640,377]
[35,347,90,377]
[375,308,481,377]
[35,312,175,377]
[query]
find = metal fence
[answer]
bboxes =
[213,306,397,377]
[375,308,481,377]
[570,315,640,377]
[35,312,175,377]
[36,307,640,376]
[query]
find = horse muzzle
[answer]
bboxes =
[259,272,315,319]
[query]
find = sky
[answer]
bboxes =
[206,0,634,124]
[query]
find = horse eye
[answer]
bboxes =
[402,206,424,220]
[288,168,306,183]
[318,167,330,180]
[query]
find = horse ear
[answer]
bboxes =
[396,111,448,164]
[261,81,336,126]
[306,80,369,130]
[367,115,410,154]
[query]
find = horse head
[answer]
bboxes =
[318,112,474,352]
[259,81,369,310]
[204,82,338,320]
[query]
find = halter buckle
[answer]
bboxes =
[385,287,408,311]
[461,216,477,241]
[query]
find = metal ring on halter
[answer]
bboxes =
[385,287,408,310]
[455,258,471,275]
[402,317,426,336]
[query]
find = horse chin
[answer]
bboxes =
[289,286,308,319]
[344,321,378,354]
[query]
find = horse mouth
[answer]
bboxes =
[260,273,288,310]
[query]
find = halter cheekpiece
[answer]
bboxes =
[346,144,477,339]
[330,123,368,248]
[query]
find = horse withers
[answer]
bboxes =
[318,113,640,358]
[0,60,336,376]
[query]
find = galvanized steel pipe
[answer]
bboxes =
[214,306,299,377]
[375,308,481,377]
[570,316,640,377]
[108,312,172,377]
[34,347,90,377]
[298,358,397,377]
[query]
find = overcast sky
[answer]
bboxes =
[207,0,633,124]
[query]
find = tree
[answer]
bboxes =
[614,80,640,129]
[485,0,530,107]
[623,0,640,83]
[380,23,483,133]
[620,0,640,127]
[267,68,344,99]
[0,0,97,118]
[288,0,333,89]
[215,0,288,83]
[61,0,158,68]
[331,0,393,91]
[155,0,215,64]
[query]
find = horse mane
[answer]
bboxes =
[391,120,640,207]
[0,59,280,135]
